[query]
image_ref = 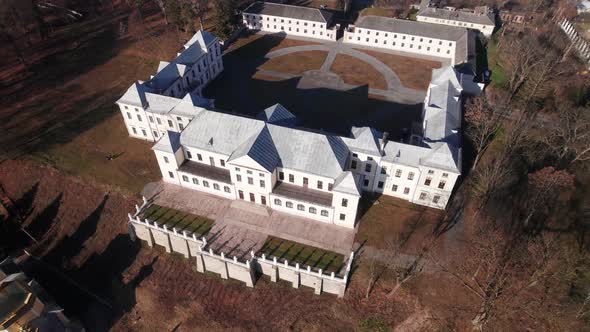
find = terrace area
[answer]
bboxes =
[272,181,333,206]
[140,204,215,237]
[257,236,345,274]
[178,161,232,184]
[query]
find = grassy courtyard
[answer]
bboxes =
[141,204,214,236]
[260,50,329,74]
[330,53,388,90]
[258,236,345,273]
[358,49,442,90]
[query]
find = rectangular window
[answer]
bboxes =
[289,174,294,183]
[419,192,427,200]
[156,117,162,125]
[248,177,253,185]
[179,123,184,130]
[260,180,265,188]
[339,214,346,221]
[261,196,266,205]
[363,179,369,187]
[164,156,169,163]
[236,174,242,182]
[425,178,432,186]
[137,114,142,122]
[220,160,225,167]
[303,177,308,187]
[377,181,384,189]
[433,195,440,204]
[203,181,209,188]
[392,184,398,192]
[317,181,323,190]
[126,112,132,119]
[403,187,410,195]
[192,178,199,185]
[197,154,202,161]
[168,171,174,178]
[438,181,446,189]
[442,173,449,178]
[395,169,402,177]
[247,170,252,175]
[328,183,333,191]
[238,190,244,199]
[297,204,304,211]
[380,166,387,174]
[182,175,189,182]
[186,151,192,159]
[131,127,137,134]
[148,116,153,123]
[168,120,173,128]
[213,183,220,190]
[351,160,357,169]
[279,171,284,180]
[342,198,348,207]
[365,164,372,173]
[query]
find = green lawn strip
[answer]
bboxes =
[140,205,214,236]
[257,236,344,273]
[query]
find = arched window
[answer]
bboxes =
[286,201,293,208]
[309,207,317,214]
[274,199,281,206]
[321,210,329,217]
[297,204,304,211]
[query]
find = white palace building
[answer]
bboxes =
[116,30,223,142]
[117,13,473,227]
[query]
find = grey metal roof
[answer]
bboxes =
[152,131,181,153]
[170,93,211,118]
[417,7,495,26]
[117,81,151,107]
[184,30,217,49]
[381,140,431,166]
[180,111,266,156]
[258,103,298,127]
[332,171,362,196]
[228,126,280,172]
[355,15,468,41]
[345,126,382,156]
[267,124,349,178]
[243,2,332,24]
[144,92,180,115]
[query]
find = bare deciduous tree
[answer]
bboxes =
[464,96,503,170]
[543,106,590,165]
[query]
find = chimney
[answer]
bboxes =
[381,132,389,154]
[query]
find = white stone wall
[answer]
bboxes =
[242,13,337,41]
[411,165,458,208]
[229,160,273,206]
[154,150,182,185]
[343,28,456,63]
[332,191,359,228]
[417,15,494,36]
[269,193,334,223]
[177,170,236,199]
[375,161,421,200]
[348,150,381,191]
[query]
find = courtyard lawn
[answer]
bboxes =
[357,49,442,91]
[258,236,345,274]
[486,39,507,88]
[141,204,214,236]
[330,53,388,90]
[260,50,329,74]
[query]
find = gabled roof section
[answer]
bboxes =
[332,171,362,196]
[180,111,266,155]
[170,92,212,118]
[420,143,461,173]
[117,81,151,107]
[431,66,462,91]
[152,131,181,153]
[258,103,298,127]
[355,15,468,41]
[417,7,495,26]
[144,92,181,115]
[345,127,382,156]
[243,2,333,24]
[184,30,217,50]
[267,124,349,178]
[228,126,280,172]
[424,67,462,142]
